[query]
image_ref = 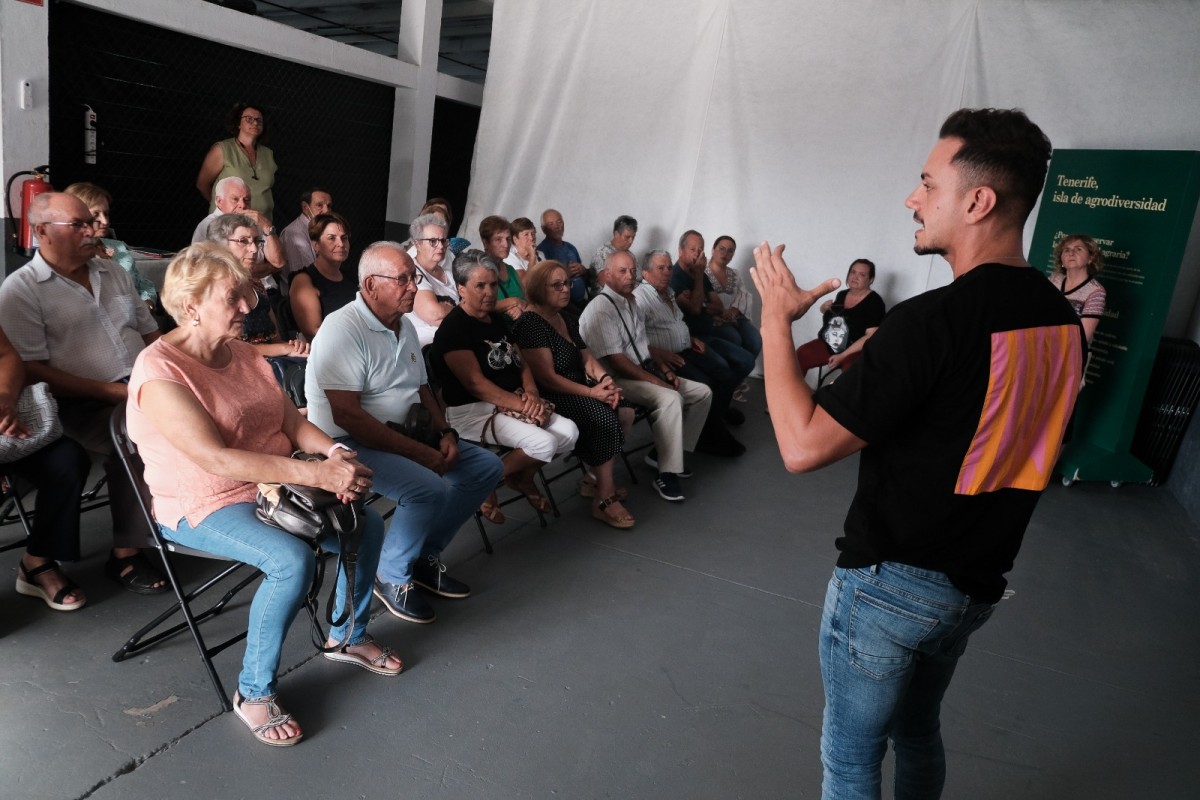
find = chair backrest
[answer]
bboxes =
[266,355,308,409]
[107,401,164,546]
[421,344,443,404]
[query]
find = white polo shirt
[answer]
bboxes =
[305,292,426,439]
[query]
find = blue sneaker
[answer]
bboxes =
[411,555,471,599]
[373,579,436,623]
[643,449,693,478]
[652,472,685,502]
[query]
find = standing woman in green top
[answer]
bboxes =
[196,102,278,224]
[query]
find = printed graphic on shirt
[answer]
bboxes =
[955,324,1082,495]
[485,338,521,371]
[823,316,849,354]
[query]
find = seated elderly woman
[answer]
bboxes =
[126,242,400,747]
[513,260,634,529]
[478,215,528,320]
[431,250,580,520]
[794,258,886,378]
[206,213,309,358]
[3,326,92,611]
[289,212,355,340]
[404,212,459,347]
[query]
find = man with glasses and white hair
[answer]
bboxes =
[0,192,167,594]
[191,176,284,290]
[306,241,503,625]
[404,212,459,347]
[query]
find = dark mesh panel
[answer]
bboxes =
[48,0,394,257]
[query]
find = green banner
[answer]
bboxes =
[1029,149,1200,486]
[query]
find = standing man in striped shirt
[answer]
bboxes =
[751,108,1085,799]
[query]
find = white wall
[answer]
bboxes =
[465,0,1200,344]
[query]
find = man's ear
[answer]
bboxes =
[963,185,998,223]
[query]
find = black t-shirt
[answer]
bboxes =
[817,290,886,354]
[431,306,523,406]
[816,264,1086,603]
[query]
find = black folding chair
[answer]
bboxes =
[108,403,323,713]
[1,467,108,554]
[0,473,34,554]
[617,404,655,484]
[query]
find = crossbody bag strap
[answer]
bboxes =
[597,292,648,365]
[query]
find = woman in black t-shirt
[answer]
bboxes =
[431,251,579,521]
[795,259,886,377]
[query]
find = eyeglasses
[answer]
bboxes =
[370,272,425,289]
[227,237,265,249]
[241,115,264,126]
[42,219,96,232]
[549,281,570,291]
[417,237,449,248]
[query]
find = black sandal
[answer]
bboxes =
[15,560,87,611]
[105,551,168,595]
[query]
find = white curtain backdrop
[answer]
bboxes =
[463,0,1200,343]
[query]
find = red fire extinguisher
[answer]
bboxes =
[20,169,53,255]
[4,166,52,255]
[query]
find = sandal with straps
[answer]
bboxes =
[591,495,635,530]
[578,475,628,501]
[105,551,168,595]
[233,691,304,747]
[323,636,404,676]
[16,560,87,611]
[504,476,553,515]
[479,493,506,525]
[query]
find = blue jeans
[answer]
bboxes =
[709,316,762,359]
[735,316,762,358]
[345,439,502,586]
[680,336,756,413]
[819,563,997,799]
[163,502,385,700]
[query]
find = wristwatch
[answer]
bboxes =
[439,427,459,442]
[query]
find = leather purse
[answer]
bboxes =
[255,451,365,652]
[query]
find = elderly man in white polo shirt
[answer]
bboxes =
[0,192,165,594]
[305,241,503,625]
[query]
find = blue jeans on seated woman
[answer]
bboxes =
[162,501,385,701]
[709,315,762,359]
[819,562,997,800]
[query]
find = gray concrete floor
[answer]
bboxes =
[3,383,1199,799]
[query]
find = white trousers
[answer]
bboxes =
[447,401,580,463]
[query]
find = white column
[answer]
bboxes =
[385,0,444,237]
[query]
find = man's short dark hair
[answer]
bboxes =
[300,187,330,205]
[938,108,1052,226]
[613,215,638,234]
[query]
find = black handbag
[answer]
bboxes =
[387,403,442,449]
[255,451,366,652]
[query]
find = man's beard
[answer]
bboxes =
[914,244,947,256]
